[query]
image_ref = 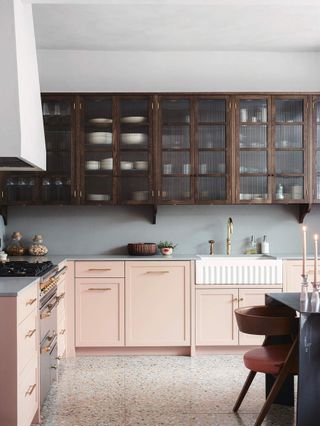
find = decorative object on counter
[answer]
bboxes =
[314,234,318,284]
[0,251,8,262]
[261,235,270,255]
[6,232,25,256]
[158,241,177,256]
[302,225,307,276]
[127,243,157,256]
[244,235,258,255]
[300,274,309,303]
[300,225,309,303]
[29,235,48,256]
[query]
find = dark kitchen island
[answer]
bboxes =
[266,292,320,426]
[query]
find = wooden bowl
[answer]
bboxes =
[127,243,157,256]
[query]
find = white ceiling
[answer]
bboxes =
[32,1,320,52]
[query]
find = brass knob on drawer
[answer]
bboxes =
[40,312,51,319]
[25,329,36,338]
[56,356,62,360]
[60,329,66,335]
[51,365,57,369]
[233,298,238,302]
[26,298,37,306]
[239,298,244,302]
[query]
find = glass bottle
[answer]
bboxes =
[29,235,48,256]
[245,236,258,255]
[261,235,270,255]
[6,232,25,256]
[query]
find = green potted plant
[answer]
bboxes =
[158,241,177,256]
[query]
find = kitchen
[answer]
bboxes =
[1,0,320,425]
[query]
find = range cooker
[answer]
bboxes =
[0,260,66,405]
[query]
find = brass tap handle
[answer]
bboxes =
[208,240,215,255]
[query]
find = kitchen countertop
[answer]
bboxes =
[0,277,39,297]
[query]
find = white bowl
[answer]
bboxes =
[120,161,133,170]
[85,161,100,170]
[88,132,112,145]
[133,161,148,170]
[87,194,110,201]
[132,191,149,201]
[89,118,113,125]
[121,133,147,145]
[100,158,113,170]
[121,116,147,124]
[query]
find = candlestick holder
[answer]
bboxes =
[300,274,309,303]
[311,281,320,310]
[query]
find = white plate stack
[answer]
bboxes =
[100,158,113,170]
[88,132,112,145]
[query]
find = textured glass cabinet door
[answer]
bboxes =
[118,97,152,204]
[314,98,320,201]
[196,99,229,202]
[274,98,306,202]
[81,97,114,204]
[160,99,192,202]
[41,96,74,204]
[237,98,270,202]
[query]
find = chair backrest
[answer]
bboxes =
[235,305,297,336]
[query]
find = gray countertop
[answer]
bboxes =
[0,277,39,297]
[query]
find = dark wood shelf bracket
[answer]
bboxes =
[152,204,157,225]
[298,203,312,224]
[0,206,8,225]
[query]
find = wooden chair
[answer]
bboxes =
[233,305,298,426]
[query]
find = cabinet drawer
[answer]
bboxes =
[18,357,38,426]
[17,310,38,375]
[75,261,124,278]
[17,283,38,325]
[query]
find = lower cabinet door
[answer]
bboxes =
[238,288,282,345]
[196,289,238,346]
[283,260,314,292]
[75,278,124,346]
[125,262,191,346]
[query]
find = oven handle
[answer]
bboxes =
[54,266,67,281]
[40,334,57,354]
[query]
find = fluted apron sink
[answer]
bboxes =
[196,255,282,285]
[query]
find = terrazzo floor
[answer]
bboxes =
[41,355,295,426]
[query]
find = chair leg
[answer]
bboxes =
[254,371,289,426]
[233,370,256,412]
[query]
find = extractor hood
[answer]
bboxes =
[0,0,46,171]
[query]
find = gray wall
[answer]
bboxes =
[4,204,320,256]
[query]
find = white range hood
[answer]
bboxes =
[0,0,46,171]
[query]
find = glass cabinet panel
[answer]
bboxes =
[160,99,192,202]
[41,96,74,204]
[81,97,114,204]
[238,98,269,202]
[4,175,36,204]
[274,98,305,201]
[314,99,320,201]
[195,98,228,202]
[119,98,152,203]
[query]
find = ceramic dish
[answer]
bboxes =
[89,118,113,125]
[120,161,133,170]
[121,116,147,124]
[133,161,148,170]
[100,158,113,170]
[88,132,112,145]
[132,191,149,201]
[85,161,100,170]
[121,133,147,145]
[87,194,110,201]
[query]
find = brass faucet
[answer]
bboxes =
[227,217,233,255]
[208,240,215,255]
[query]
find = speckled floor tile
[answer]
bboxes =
[41,355,295,426]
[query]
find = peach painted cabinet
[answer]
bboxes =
[0,281,39,426]
[75,261,125,347]
[283,259,314,292]
[196,287,282,346]
[125,261,191,346]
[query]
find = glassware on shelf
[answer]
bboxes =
[300,275,309,303]
[275,183,284,200]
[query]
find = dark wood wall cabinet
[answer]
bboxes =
[0,92,318,223]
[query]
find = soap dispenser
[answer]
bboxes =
[261,235,270,255]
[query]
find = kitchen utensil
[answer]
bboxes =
[121,116,147,124]
[127,243,157,256]
[88,132,112,145]
[121,133,147,145]
[87,194,110,201]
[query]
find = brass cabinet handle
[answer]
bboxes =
[40,311,51,319]
[26,298,37,306]
[233,298,238,302]
[56,356,62,360]
[88,268,111,271]
[239,298,244,302]
[51,365,57,370]
[25,384,36,396]
[25,329,36,338]
[59,329,66,335]
[145,271,170,274]
[88,288,111,291]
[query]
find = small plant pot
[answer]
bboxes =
[161,247,173,256]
